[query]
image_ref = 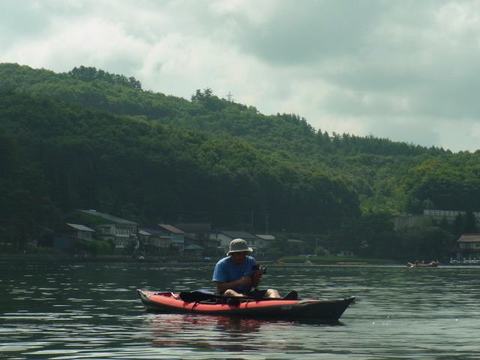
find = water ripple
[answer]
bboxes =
[2,262,480,359]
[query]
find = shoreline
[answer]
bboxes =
[0,253,209,263]
[0,254,402,266]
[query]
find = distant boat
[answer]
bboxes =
[407,261,439,268]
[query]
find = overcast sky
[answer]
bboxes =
[2,0,480,151]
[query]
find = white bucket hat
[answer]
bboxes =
[227,238,253,255]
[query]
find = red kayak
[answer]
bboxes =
[137,290,355,322]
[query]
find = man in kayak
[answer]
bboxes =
[213,238,295,299]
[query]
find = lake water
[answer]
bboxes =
[1,260,480,359]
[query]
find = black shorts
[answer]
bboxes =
[244,289,268,299]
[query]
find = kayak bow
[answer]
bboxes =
[137,289,354,322]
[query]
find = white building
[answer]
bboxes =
[79,209,138,251]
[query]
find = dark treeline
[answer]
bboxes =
[0,90,358,249]
[1,63,480,260]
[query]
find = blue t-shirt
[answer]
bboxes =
[212,255,257,293]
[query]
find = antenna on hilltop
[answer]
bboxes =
[226,92,234,102]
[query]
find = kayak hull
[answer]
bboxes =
[137,290,354,322]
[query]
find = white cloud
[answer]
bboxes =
[4,17,147,74]
[1,0,480,151]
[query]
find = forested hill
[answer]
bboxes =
[1,63,480,251]
[0,63,443,158]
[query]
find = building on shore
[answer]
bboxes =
[456,233,480,260]
[210,230,263,255]
[254,234,276,256]
[393,209,480,232]
[78,209,138,252]
[423,209,480,224]
[54,223,95,251]
[140,224,185,254]
[175,223,214,256]
[393,214,431,231]
[138,228,173,255]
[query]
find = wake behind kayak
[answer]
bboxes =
[137,289,355,322]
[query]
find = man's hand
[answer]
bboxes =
[251,270,262,287]
[238,276,252,286]
[237,276,252,287]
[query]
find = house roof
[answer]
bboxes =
[66,223,95,232]
[458,234,480,243]
[158,224,184,234]
[79,209,137,225]
[184,244,203,250]
[175,223,211,233]
[256,234,276,241]
[218,230,259,240]
[288,239,305,244]
[141,228,171,236]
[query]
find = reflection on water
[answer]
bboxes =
[1,261,480,359]
[149,314,265,351]
[146,312,340,356]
